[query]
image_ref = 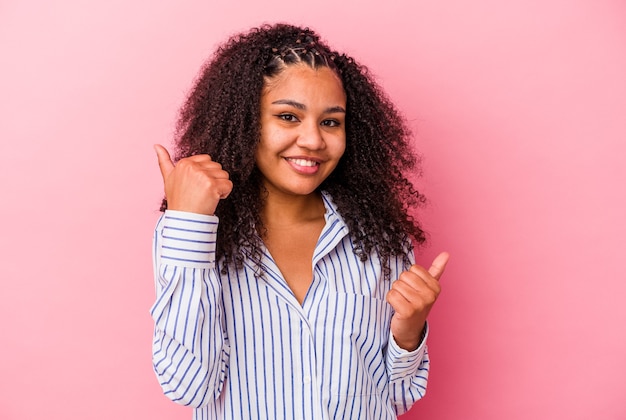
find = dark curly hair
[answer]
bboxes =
[161,23,427,277]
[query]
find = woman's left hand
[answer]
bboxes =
[386,252,449,351]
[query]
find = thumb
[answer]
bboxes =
[154,144,175,180]
[428,252,450,281]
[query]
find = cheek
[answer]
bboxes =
[258,125,286,150]
[255,131,275,160]
[326,139,346,173]
[335,137,347,159]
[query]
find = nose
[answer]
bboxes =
[296,121,326,150]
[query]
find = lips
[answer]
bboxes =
[285,157,321,174]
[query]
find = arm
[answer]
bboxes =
[385,250,449,414]
[150,145,234,407]
[385,322,430,414]
[151,210,229,407]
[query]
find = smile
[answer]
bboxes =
[284,157,322,175]
[286,158,319,167]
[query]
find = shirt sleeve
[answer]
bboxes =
[150,210,229,407]
[384,245,431,415]
[385,323,430,414]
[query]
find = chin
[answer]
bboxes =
[276,184,322,197]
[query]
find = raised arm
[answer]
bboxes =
[385,251,449,414]
[150,145,234,407]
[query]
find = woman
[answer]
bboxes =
[151,23,448,419]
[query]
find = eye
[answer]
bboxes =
[277,113,299,122]
[321,119,341,127]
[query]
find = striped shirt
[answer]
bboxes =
[151,192,431,419]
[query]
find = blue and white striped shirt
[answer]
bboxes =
[151,192,431,419]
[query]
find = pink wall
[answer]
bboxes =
[1,1,625,419]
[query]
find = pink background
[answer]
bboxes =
[1,0,625,419]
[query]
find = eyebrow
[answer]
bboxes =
[271,99,346,114]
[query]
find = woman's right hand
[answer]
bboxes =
[154,144,233,215]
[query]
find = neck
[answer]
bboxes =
[261,190,326,228]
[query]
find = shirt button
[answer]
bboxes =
[303,376,312,384]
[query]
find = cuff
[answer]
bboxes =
[159,210,219,268]
[386,322,429,381]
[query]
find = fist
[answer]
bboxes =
[386,252,449,351]
[154,144,233,215]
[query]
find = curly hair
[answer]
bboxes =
[161,23,427,277]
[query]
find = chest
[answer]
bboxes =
[262,219,325,304]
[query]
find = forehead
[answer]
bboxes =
[262,64,346,104]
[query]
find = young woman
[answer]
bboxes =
[151,23,448,419]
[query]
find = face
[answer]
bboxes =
[255,64,347,199]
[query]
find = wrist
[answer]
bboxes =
[393,324,427,352]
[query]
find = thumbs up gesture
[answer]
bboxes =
[154,144,233,215]
[386,252,449,351]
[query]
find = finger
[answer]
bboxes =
[216,179,234,199]
[405,265,440,292]
[386,288,412,314]
[154,144,175,180]
[395,270,440,299]
[428,252,450,281]
[186,154,213,163]
[390,278,423,303]
[204,167,231,179]
[177,156,228,178]
[386,285,432,320]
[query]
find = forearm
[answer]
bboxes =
[385,323,430,415]
[150,211,229,407]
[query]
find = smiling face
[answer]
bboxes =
[255,63,347,199]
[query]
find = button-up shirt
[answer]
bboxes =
[151,192,431,419]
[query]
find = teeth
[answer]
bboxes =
[288,158,317,167]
